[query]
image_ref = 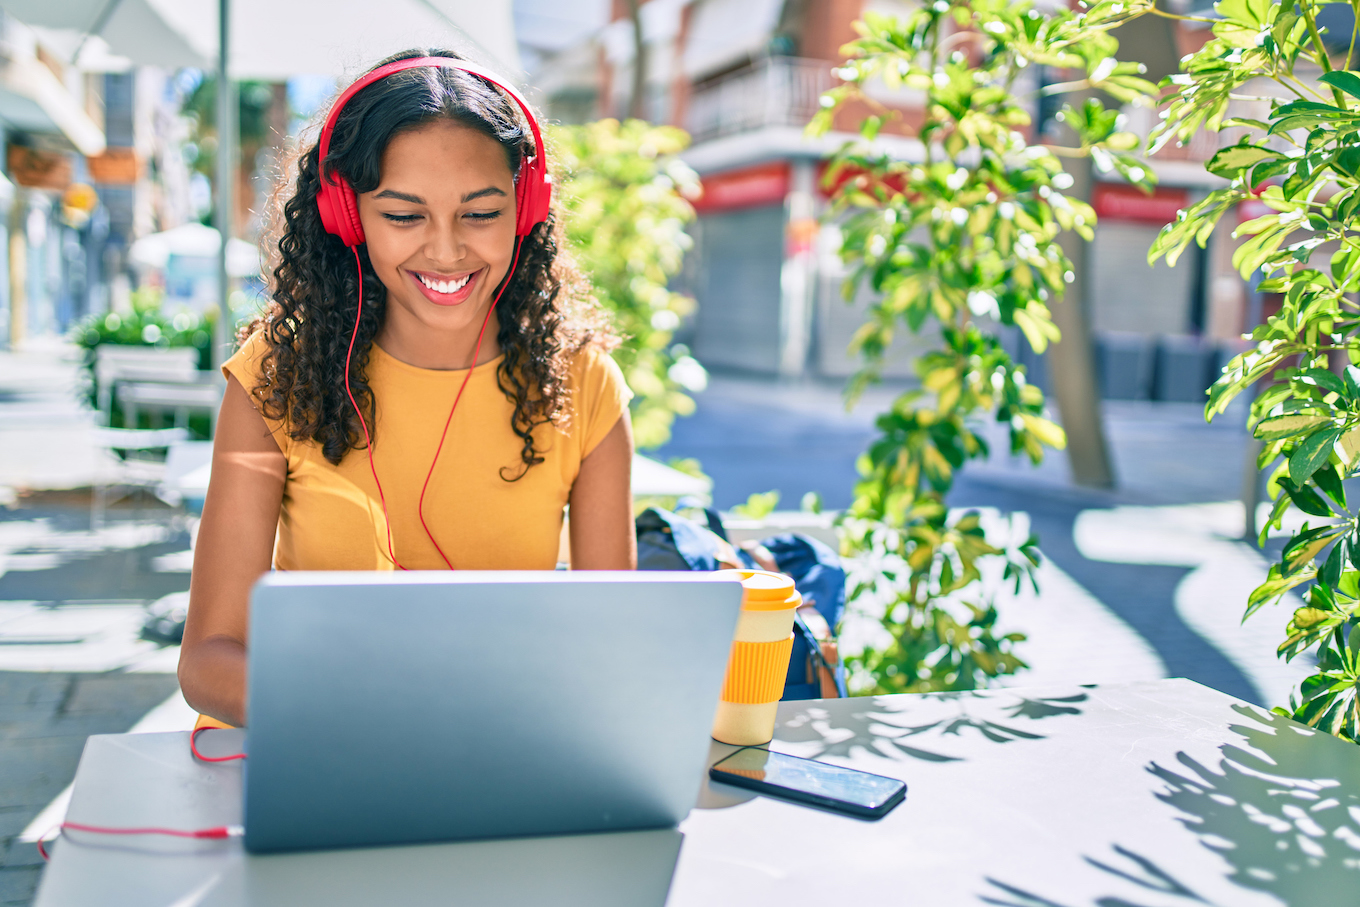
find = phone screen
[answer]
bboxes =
[709,747,906,817]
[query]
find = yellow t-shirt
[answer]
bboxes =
[222,330,632,571]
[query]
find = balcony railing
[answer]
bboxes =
[687,57,835,143]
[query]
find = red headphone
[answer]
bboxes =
[316,55,553,245]
[315,56,551,571]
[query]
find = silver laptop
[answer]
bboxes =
[243,571,743,853]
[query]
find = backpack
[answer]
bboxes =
[635,507,848,700]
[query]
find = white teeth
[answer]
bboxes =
[418,272,471,294]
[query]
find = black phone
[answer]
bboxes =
[709,747,906,819]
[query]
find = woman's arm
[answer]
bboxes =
[568,412,636,570]
[178,375,286,727]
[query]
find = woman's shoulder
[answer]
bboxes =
[564,339,628,397]
[222,327,273,384]
[221,326,291,439]
[561,340,632,456]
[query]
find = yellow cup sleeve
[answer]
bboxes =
[720,634,795,704]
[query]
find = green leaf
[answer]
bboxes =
[1256,412,1331,440]
[1298,368,1347,397]
[1280,477,1336,517]
[1320,70,1360,101]
[1205,144,1279,178]
[1314,463,1348,509]
[1321,539,1347,588]
[1335,146,1360,180]
[1289,426,1344,484]
[1283,525,1346,575]
[1246,564,1315,620]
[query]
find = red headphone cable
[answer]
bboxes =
[190,725,247,763]
[344,246,405,569]
[344,238,524,570]
[36,728,251,861]
[416,236,524,569]
[36,821,243,862]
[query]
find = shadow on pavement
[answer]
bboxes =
[0,500,191,904]
[951,476,1263,706]
[0,505,190,603]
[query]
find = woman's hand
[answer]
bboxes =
[178,375,286,727]
[567,412,636,570]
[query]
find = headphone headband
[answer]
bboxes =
[315,56,553,244]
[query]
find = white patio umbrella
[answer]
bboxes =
[128,222,260,278]
[0,1,519,78]
[0,0,519,364]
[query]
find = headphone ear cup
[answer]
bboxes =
[514,168,552,237]
[514,169,534,236]
[318,173,365,247]
[317,181,342,237]
[531,176,552,229]
[336,179,365,247]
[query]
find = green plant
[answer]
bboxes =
[811,0,1157,694]
[1148,0,1360,742]
[552,119,708,450]
[71,288,214,427]
[730,491,781,520]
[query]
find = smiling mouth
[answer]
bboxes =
[415,272,472,294]
[408,268,480,306]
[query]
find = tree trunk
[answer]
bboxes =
[1044,13,1180,488]
[1049,139,1115,487]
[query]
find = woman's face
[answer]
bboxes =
[357,119,517,343]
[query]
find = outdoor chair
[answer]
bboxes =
[91,426,189,530]
[93,346,203,427]
[117,379,224,436]
[155,439,214,525]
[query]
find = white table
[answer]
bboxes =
[34,679,1360,905]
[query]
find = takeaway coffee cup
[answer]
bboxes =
[711,569,801,746]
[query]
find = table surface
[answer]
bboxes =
[34,678,1360,906]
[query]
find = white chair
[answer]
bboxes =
[91,427,190,530]
[93,346,202,427]
[156,440,215,517]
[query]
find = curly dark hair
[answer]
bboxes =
[244,48,612,476]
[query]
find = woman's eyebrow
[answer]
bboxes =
[374,189,424,204]
[372,187,506,204]
[462,186,507,202]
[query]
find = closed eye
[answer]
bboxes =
[380,211,503,224]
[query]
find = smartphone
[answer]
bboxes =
[709,747,906,819]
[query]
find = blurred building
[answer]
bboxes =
[524,0,1245,401]
[0,11,195,349]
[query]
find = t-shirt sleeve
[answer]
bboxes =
[221,329,290,455]
[575,345,634,459]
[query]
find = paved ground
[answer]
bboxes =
[0,341,1319,905]
[0,341,193,905]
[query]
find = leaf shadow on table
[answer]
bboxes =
[979,704,1360,907]
[772,688,1090,764]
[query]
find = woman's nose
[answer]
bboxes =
[426,217,465,264]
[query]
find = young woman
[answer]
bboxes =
[179,51,636,729]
